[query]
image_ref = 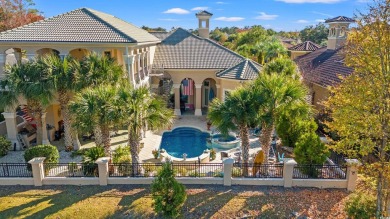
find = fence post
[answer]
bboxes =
[96,157,110,186]
[345,159,360,192]
[28,157,46,186]
[283,158,297,188]
[223,158,234,186]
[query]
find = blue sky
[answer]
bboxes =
[34,0,369,31]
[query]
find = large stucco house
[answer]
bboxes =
[294,16,355,112]
[0,8,261,150]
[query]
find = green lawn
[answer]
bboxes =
[0,185,350,218]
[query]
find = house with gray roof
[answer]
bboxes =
[289,41,322,59]
[0,8,262,149]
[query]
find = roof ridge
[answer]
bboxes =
[82,8,136,42]
[241,59,249,79]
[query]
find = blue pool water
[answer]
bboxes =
[160,127,210,158]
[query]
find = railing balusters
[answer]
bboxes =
[0,163,32,177]
[293,164,346,179]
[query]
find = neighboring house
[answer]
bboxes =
[288,41,321,60]
[0,8,261,149]
[294,16,355,112]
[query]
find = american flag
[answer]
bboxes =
[21,105,34,122]
[182,79,194,96]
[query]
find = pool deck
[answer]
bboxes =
[0,115,263,164]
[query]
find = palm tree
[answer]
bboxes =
[208,86,258,176]
[0,60,55,145]
[252,73,307,163]
[117,85,174,165]
[264,40,287,63]
[76,52,124,146]
[263,57,299,78]
[38,54,80,149]
[69,85,120,157]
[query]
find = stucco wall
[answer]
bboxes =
[311,83,330,111]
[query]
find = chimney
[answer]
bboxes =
[195,11,213,38]
[325,16,355,50]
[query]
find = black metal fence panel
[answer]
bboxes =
[232,163,284,178]
[0,163,32,177]
[293,164,346,179]
[44,163,99,177]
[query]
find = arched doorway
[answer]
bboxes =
[69,48,89,61]
[180,78,195,115]
[36,48,60,58]
[202,78,217,111]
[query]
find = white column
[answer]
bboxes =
[223,158,234,186]
[345,159,361,191]
[2,112,21,150]
[216,84,221,100]
[283,158,297,188]
[173,84,181,116]
[96,157,110,186]
[28,157,46,186]
[41,113,50,145]
[0,53,5,78]
[195,83,202,116]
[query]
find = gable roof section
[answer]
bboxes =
[153,28,245,69]
[325,16,355,23]
[295,47,353,87]
[289,41,321,51]
[150,31,171,40]
[0,8,159,43]
[196,11,213,16]
[216,59,262,80]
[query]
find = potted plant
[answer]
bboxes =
[152,149,159,159]
[207,120,212,131]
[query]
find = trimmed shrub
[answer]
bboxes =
[345,192,376,219]
[24,145,59,163]
[294,131,328,165]
[276,117,317,148]
[151,162,187,218]
[82,146,105,163]
[112,145,130,163]
[0,136,11,157]
[210,149,216,161]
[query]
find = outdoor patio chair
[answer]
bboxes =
[220,151,229,160]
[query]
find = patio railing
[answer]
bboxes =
[293,164,346,179]
[0,163,32,177]
[232,163,284,178]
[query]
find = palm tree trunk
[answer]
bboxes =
[72,130,81,150]
[128,126,140,164]
[28,100,43,145]
[260,123,274,163]
[58,91,73,149]
[240,125,250,177]
[100,125,111,158]
[93,125,103,146]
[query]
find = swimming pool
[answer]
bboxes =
[160,127,210,158]
[160,127,240,159]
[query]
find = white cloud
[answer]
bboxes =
[311,11,333,17]
[158,18,179,21]
[215,16,244,21]
[191,7,209,11]
[357,0,370,2]
[296,19,310,23]
[163,8,190,14]
[255,12,279,20]
[276,0,342,3]
[216,1,227,4]
[315,19,326,22]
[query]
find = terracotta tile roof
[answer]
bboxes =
[289,41,322,51]
[216,59,262,80]
[152,28,246,70]
[0,8,159,43]
[196,11,213,16]
[325,16,355,23]
[295,47,353,87]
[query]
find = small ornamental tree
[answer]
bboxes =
[151,162,187,218]
[294,132,328,165]
[0,136,11,156]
